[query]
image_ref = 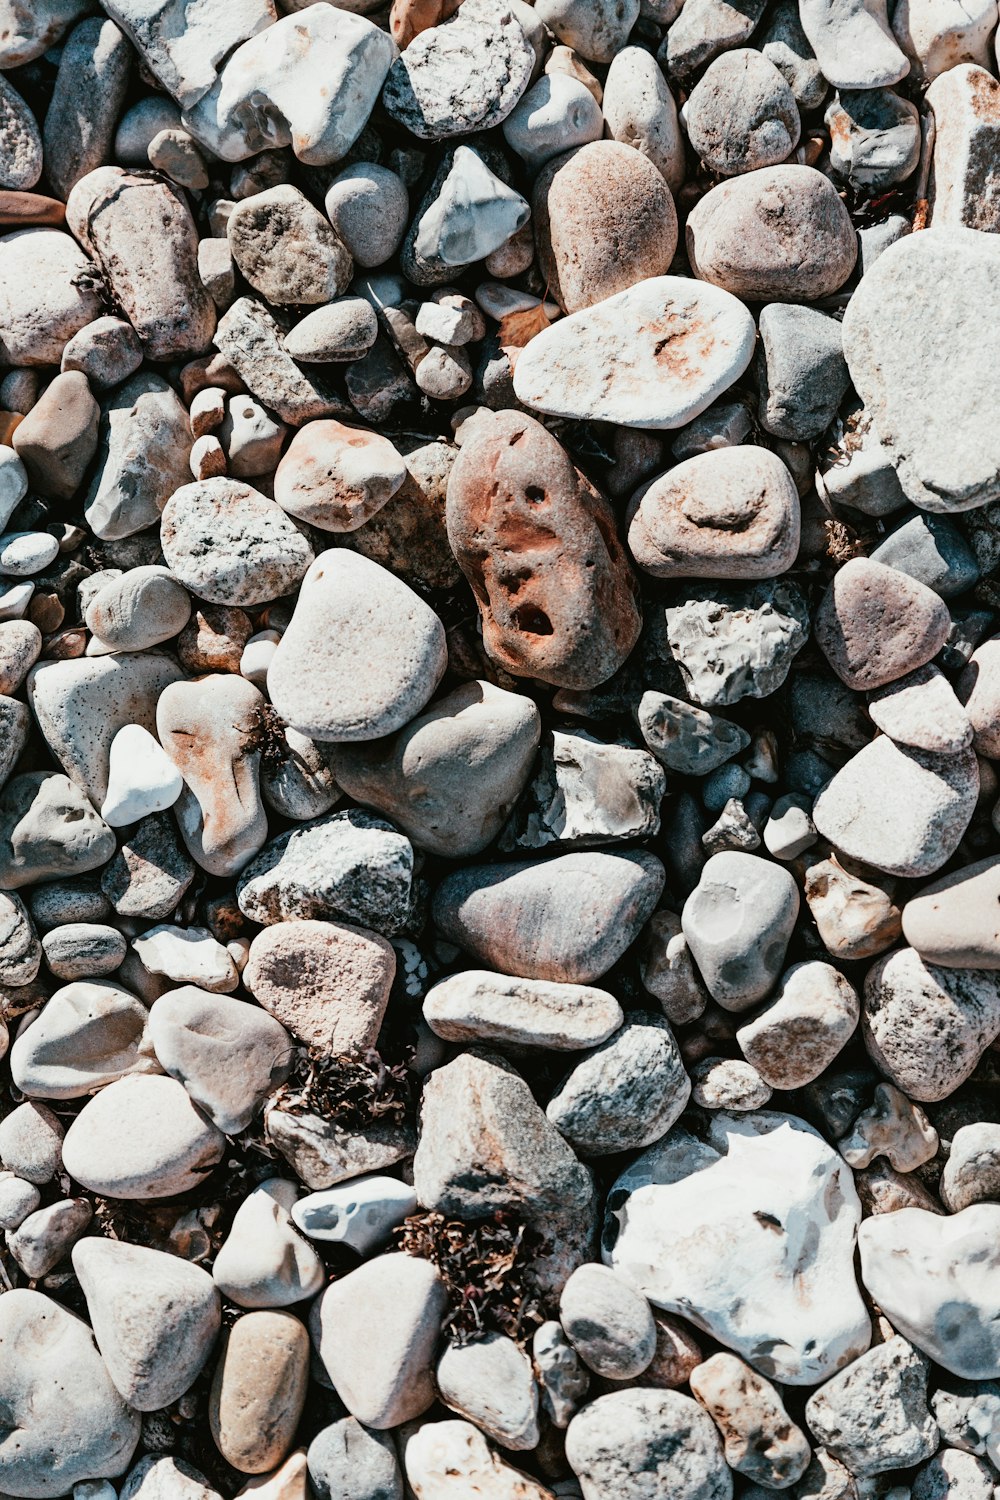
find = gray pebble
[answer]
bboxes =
[547,1012,691,1155]
[324,164,409,269]
[686,48,801,176]
[756,302,850,441]
[682,850,800,1009]
[559,1262,656,1378]
[41,923,127,980]
[826,88,921,189]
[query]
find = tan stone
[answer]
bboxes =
[12,369,98,499]
[243,918,394,1054]
[273,420,406,533]
[814,557,952,691]
[958,633,1000,756]
[210,1311,310,1475]
[177,604,253,674]
[804,854,902,961]
[902,853,1000,968]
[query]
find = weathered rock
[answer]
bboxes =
[11,369,98,500]
[62,1074,226,1199]
[403,1419,554,1499]
[870,512,979,598]
[892,0,997,80]
[940,1122,1000,1212]
[799,0,909,86]
[804,854,903,961]
[827,87,921,189]
[686,48,800,176]
[213,298,349,427]
[43,17,132,201]
[414,1050,597,1294]
[0,226,103,366]
[86,567,191,654]
[424,970,622,1051]
[0,772,116,890]
[403,145,529,284]
[266,1105,415,1191]
[0,1289,140,1496]
[243,918,394,1054]
[210,1310,309,1474]
[605,1111,871,1385]
[102,813,195,921]
[273,421,405,534]
[862,945,1000,1101]
[681,852,799,1010]
[100,0,274,110]
[926,64,1000,231]
[73,1238,221,1412]
[664,581,810,707]
[690,1353,811,1487]
[161,477,313,607]
[838,1081,938,1171]
[228,186,352,307]
[859,1205,1000,1378]
[85,372,192,541]
[513,275,756,429]
[433,849,664,983]
[0,889,38,987]
[10,979,153,1099]
[959,633,1000,755]
[566,1389,733,1500]
[737,961,859,1088]
[804,1336,937,1477]
[0,74,41,191]
[637,692,750,776]
[501,729,664,851]
[842,226,1000,512]
[546,1013,691,1155]
[121,1455,224,1499]
[687,166,857,301]
[503,72,604,172]
[662,0,766,79]
[868,664,973,754]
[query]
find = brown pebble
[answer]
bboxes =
[0,191,65,227]
[243,918,395,1054]
[209,1310,309,1475]
[12,371,99,500]
[176,605,253,675]
[813,557,952,690]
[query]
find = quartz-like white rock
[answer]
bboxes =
[423,970,623,1050]
[403,1419,555,1500]
[100,0,275,110]
[132,924,238,994]
[213,1177,325,1309]
[291,1175,416,1253]
[101,723,183,827]
[605,1111,871,1385]
[413,147,530,270]
[868,664,973,754]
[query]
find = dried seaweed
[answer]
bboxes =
[245,701,290,772]
[396,1208,547,1345]
[272,1045,415,1129]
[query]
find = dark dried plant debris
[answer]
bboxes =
[272,1045,415,1129]
[396,1208,547,1345]
[245,701,290,771]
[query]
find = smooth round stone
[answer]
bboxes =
[433,849,665,983]
[0,1289,140,1497]
[423,970,622,1050]
[10,980,153,1099]
[161,477,314,606]
[260,726,341,824]
[0,529,58,576]
[686,48,801,175]
[812,737,978,879]
[0,446,27,532]
[133,925,238,995]
[535,0,638,59]
[283,298,378,362]
[903,855,1000,968]
[101,723,184,828]
[826,88,921,188]
[814,557,951,690]
[0,1100,62,1184]
[227,184,352,306]
[324,164,408,269]
[213,1178,325,1310]
[273,420,406,533]
[940,1123,1000,1212]
[560,1263,656,1379]
[292,1175,417,1253]
[6,1194,92,1278]
[243,918,395,1053]
[800,0,909,87]
[513,275,756,429]
[308,1419,403,1500]
[267,550,447,742]
[567,1389,731,1500]
[0,227,103,367]
[148,987,292,1135]
[0,617,39,694]
[436,1330,540,1450]
[533,141,677,314]
[737,961,860,1088]
[502,73,604,171]
[870,512,979,598]
[62,1074,226,1199]
[210,1310,310,1475]
[327,679,540,858]
[892,0,997,80]
[681,852,800,1010]
[40,922,127,980]
[627,447,800,580]
[686,165,857,300]
[403,1419,554,1500]
[9,371,98,499]
[61,314,143,389]
[382,0,534,140]
[85,566,192,652]
[0,1173,40,1230]
[863,946,1000,1101]
[959,633,1000,755]
[546,1012,691,1155]
[73,1238,221,1413]
[603,45,686,192]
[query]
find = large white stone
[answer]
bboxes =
[403,1419,555,1500]
[513,276,756,429]
[605,1111,871,1385]
[100,0,275,109]
[10,981,156,1100]
[101,723,183,827]
[213,1178,325,1309]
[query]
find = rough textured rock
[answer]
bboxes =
[243,918,394,1053]
[566,1389,733,1500]
[804,1337,938,1477]
[664,581,810,707]
[546,1013,691,1156]
[161,477,314,607]
[681,852,799,1010]
[690,1353,811,1487]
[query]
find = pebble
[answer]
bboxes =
[243,917,394,1053]
[102,811,195,920]
[437,1332,540,1450]
[133,924,238,994]
[0,1288,140,1496]
[308,1419,403,1500]
[120,1456,223,1499]
[860,1206,1000,1378]
[313,1252,446,1427]
[382,0,533,139]
[148,986,291,1134]
[446,411,640,689]
[827,88,921,189]
[433,849,664,983]
[6,1192,91,1278]
[871,513,980,598]
[283,299,379,363]
[559,1262,656,1378]
[566,1389,732,1500]
[664,580,810,707]
[101,723,183,827]
[842,226,1000,512]
[292,1174,416,1253]
[62,1073,227,1198]
[513,275,756,429]
[0,888,39,987]
[799,0,909,86]
[603,45,686,190]
[737,961,859,1088]
[681,851,799,1010]
[414,1050,597,1294]
[0,74,41,191]
[12,369,99,500]
[403,1419,554,1500]
[756,303,849,441]
[212,1178,325,1309]
[862,946,1000,1101]
[325,164,408,270]
[502,73,604,172]
[0,1172,40,1229]
[86,566,192,654]
[805,1336,937,1477]
[85,372,192,540]
[73,1238,221,1411]
[0,226,103,366]
[424,970,622,1050]
[606,1111,871,1384]
[273,420,405,534]
[267,550,446,741]
[663,0,766,79]
[941,1122,1000,1212]
[686,49,800,176]
[161,476,313,606]
[213,298,349,427]
[812,737,978,878]
[41,921,127,979]
[903,854,1000,967]
[628,446,800,580]
[927,64,1000,230]
[869,664,972,754]
[0,1100,62,1184]
[406,145,530,281]
[534,141,677,315]
[692,1055,773,1109]
[892,0,997,80]
[690,1353,811,1487]
[62,315,143,389]
[815,557,952,691]
[686,166,857,301]
[546,1012,691,1155]
[0,771,116,889]
[228,186,352,307]
[838,1082,938,1171]
[44,17,132,202]
[637,692,750,776]
[210,1310,310,1474]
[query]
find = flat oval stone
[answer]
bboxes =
[62,1074,226,1199]
[210,1310,310,1475]
[686,165,858,301]
[161,478,314,606]
[628,447,800,580]
[843,226,1000,511]
[267,550,446,742]
[423,970,623,1050]
[292,1175,417,1253]
[10,980,153,1100]
[903,855,1000,968]
[812,737,978,878]
[513,275,756,429]
[0,1288,140,1496]
[814,558,952,690]
[433,849,665,983]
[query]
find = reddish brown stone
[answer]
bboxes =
[813,557,952,691]
[0,192,65,228]
[12,371,98,500]
[390,0,463,49]
[446,411,641,690]
[533,141,678,314]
